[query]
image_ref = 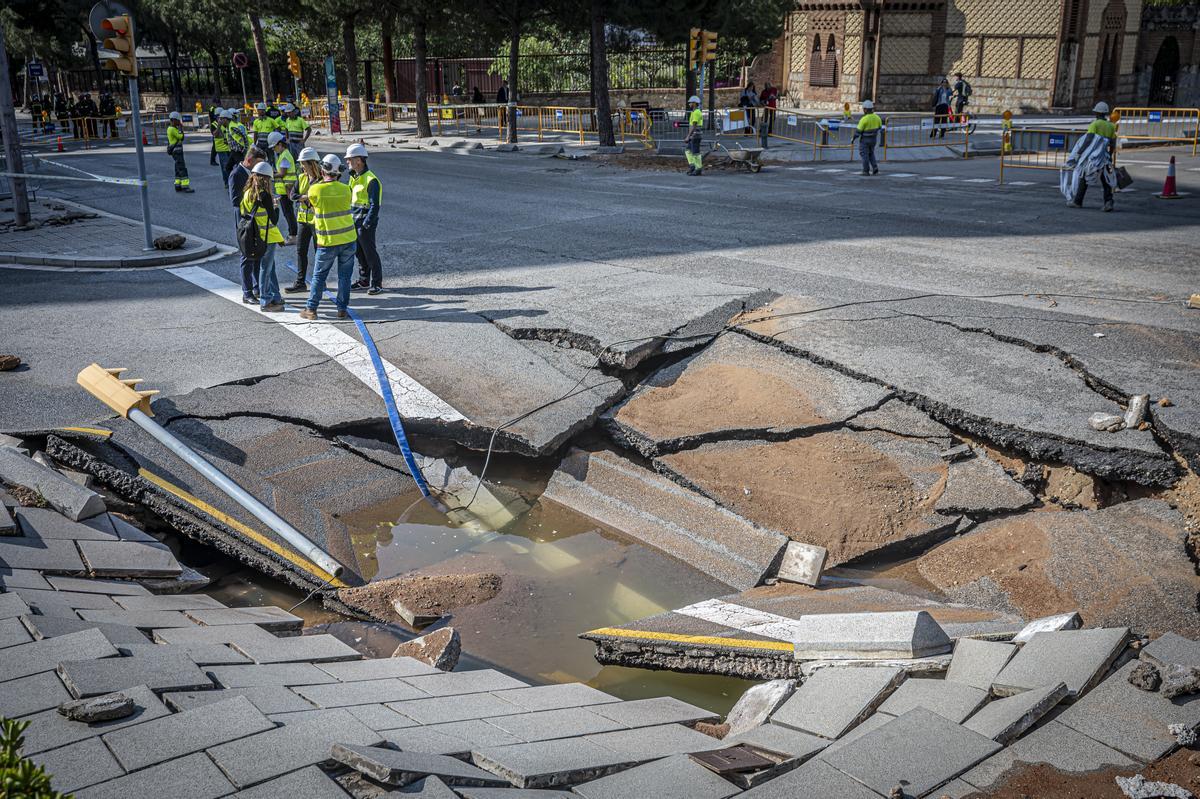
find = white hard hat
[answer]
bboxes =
[267,131,285,147]
[214,106,224,114]
[688,95,701,105]
[298,147,319,162]
[1093,102,1110,114]
[861,100,874,109]
[255,102,267,111]
[321,153,342,173]
[220,109,235,119]
[284,103,296,112]
[345,143,368,159]
[250,161,274,177]
[168,111,182,121]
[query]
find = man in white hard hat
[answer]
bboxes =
[268,131,298,244]
[282,103,310,159]
[1063,102,1117,212]
[851,100,883,176]
[252,102,275,151]
[300,154,358,320]
[684,95,704,176]
[345,143,384,295]
[166,111,193,193]
[287,147,322,294]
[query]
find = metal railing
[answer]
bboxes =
[1113,107,1199,156]
[999,127,1090,184]
[766,108,856,161]
[880,112,970,160]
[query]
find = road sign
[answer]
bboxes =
[232,52,249,69]
[27,62,44,78]
[1048,133,1065,149]
[1148,111,1162,123]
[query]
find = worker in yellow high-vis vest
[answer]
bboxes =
[267,131,298,244]
[852,100,883,176]
[286,147,322,294]
[345,143,383,295]
[166,112,193,192]
[299,154,358,320]
[683,95,704,176]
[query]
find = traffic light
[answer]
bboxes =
[76,364,158,418]
[287,51,302,78]
[700,30,718,63]
[100,16,138,77]
[688,28,701,70]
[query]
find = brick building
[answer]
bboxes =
[775,0,1144,113]
[1134,3,1200,108]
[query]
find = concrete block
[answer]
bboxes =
[727,721,829,761]
[0,536,86,572]
[45,575,150,595]
[294,677,428,708]
[14,507,116,540]
[574,754,741,799]
[231,632,362,663]
[164,685,317,715]
[799,652,953,677]
[456,789,577,799]
[0,627,118,682]
[964,682,1069,744]
[736,758,880,798]
[493,683,620,713]
[725,679,797,736]
[391,627,461,671]
[775,541,827,587]
[584,724,723,760]
[185,605,302,632]
[485,707,625,742]
[332,743,508,787]
[472,737,640,789]
[112,593,226,611]
[208,662,340,687]
[0,616,31,648]
[770,666,905,739]
[959,720,1135,792]
[1057,660,1200,762]
[0,670,73,718]
[0,591,31,619]
[402,669,528,696]
[398,776,460,798]
[0,447,106,520]
[0,504,13,535]
[119,641,250,665]
[386,692,525,724]
[231,766,352,798]
[587,696,719,728]
[789,610,951,660]
[30,737,125,794]
[0,567,52,589]
[316,655,440,682]
[154,622,278,646]
[1142,633,1200,669]
[58,691,134,722]
[206,708,383,787]
[877,677,989,723]
[57,650,214,697]
[78,539,182,577]
[1012,611,1083,643]
[20,613,151,646]
[22,684,171,755]
[103,694,274,771]
[819,708,1001,798]
[992,627,1129,698]
[72,751,234,799]
[946,638,1017,691]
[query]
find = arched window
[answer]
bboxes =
[810,32,838,86]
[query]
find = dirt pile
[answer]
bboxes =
[339,573,502,625]
[965,747,1200,799]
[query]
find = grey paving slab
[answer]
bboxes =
[423,719,525,749]
[945,638,1017,691]
[45,574,151,595]
[165,685,317,715]
[206,707,384,787]
[726,722,829,761]
[456,789,577,799]
[20,613,152,645]
[964,682,1069,744]
[938,778,981,799]
[13,587,122,611]
[15,507,117,540]
[588,696,720,728]
[103,694,274,771]
[120,641,250,665]
[0,503,12,534]
[316,656,441,681]
[492,683,621,713]
[0,536,86,572]
[231,766,352,798]
[30,736,125,794]
[1057,660,1200,762]
[332,742,509,787]
[78,539,182,577]
[0,615,31,648]
[472,737,641,789]
[186,606,303,632]
[0,670,72,717]
[574,754,741,799]
[584,724,724,760]
[113,593,227,611]
[992,627,1129,698]
[78,607,198,628]
[0,567,52,589]
[230,633,362,664]
[0,627,118,682]
[0,448,106,520]
[738,758,880,799]
[106,514,161,543]
[58,650,214,697]
[74,751,236,799]
[0,590,31,619]
[959,720,1136,791]
[934,454,1036,515]
[22,684,171,755]
[381,724,496,756]
[208,663,341,687]
[820,708,1001,798]
[387,692,526,724]
[877,677,989,724]
[294,677,428,708]
[770,666,905,739]
[401,669,529,697]
[272,702,419,731]
[1142,632,1200,669]
[397,776,461,798]
[154,623,279,646]
[484,707,625,742]
[822,712,894,754]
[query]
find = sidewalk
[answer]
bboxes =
[0,198,221,268]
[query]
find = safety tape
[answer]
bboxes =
[284,259,432,498]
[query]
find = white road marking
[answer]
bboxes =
[885,173,917,178]
[787,166,816,171]
[818,168,847,173]
[922,176,956,181]
[1007,181,1038,186]
[168,266,466,423]
[675,599,804,642]
[964,178,995,183]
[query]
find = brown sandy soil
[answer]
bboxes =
[5,484,47,508]
[338,572,501,624]
[614,363,831,441]
[965,747,1200,798]
[1163,466,1200,538]
[595,151,764,174]
[660,433,944,565]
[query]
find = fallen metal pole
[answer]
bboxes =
[127,407,344,578]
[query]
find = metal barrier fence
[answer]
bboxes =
[767,109,856,160]
[880,112,970,160]
[998,127,1090,184]
[1113,107,1199,156]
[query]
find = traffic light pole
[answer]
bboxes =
[126,76,154,250]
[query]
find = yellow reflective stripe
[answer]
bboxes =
[314,210,352,219]
[318,224,356,236]
[585,627,795,652]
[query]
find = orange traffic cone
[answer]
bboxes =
[1157,156,1181,199]
[56,136,63,152]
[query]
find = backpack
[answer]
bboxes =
[237,201,267,259]
[962,81,973,98]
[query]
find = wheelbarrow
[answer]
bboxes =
[715,142,764,173]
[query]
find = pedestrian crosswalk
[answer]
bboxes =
[783,164,1041,188]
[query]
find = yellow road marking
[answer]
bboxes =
[138,468,346,588]
[585,627,794,653]
[57,426,113,438]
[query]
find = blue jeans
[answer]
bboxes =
[307,241,357,312]
[217,152,231,185]
[859,139,878,173]
[257,243,281,307]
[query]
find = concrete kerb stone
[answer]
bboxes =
[0,448,106,520]
[992,627,1130,699]
[770,666,905,739]
[1012,611,1083,643]
[788,610,952,661]
[963,682,1069,744]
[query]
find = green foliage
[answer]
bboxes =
[1,717,70,799]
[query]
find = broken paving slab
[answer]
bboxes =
[21,684,171,755]
[935,453,1035,514]
[470,737,640,789]
[14,507,118,540]
[57,650,214,697]
[230,766,353,799]
[733,298,1178,486]
[917,500,1200,636]
[945,638,1017,691]
[0,446,106,520]
[332,742,509,787]
[726,721,829,761]
[876,677,989,723]
[992,627,1129,699]
[573,753,741,799]
[72,751,235,799]
[770,666,904,739]
[738,757,880,798]
[45,575,151,595]
[959,719,1136,791]
[963,682,1069,744]
[602,332,891,457]
[0,627,119,682]
[101,694,273,771]
[78,539,182,578]
[1142,633,1200,670]
[542,448,787,591]
[229,632,362,664]
[0,536,87,573]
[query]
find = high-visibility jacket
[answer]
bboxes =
[1087,118,1117,140]
[349,169,381,215]
[167,125,184,147]
[226,122,249,152]
[213,122,230,153]
[295,172,314,224]
[273,148,296,195]
[251,117,276,143]
[283,116,309,142]
[239,190,284,245]
[856,112,883,144]
[308,180,357,247]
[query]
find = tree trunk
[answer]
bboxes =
[168,34,184,112]
[507,17,519,144]
[343,15,362,131]
[79,25,102,94]
[248,12,272,102]
[414,15,432,137]
[208,48,224,102]
[381,15,396,107]
[590,0,614,146]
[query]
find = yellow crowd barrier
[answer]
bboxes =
[880,112,970,160]
[1113,107,1199,156]
[767,108,855,161]
[998,127,1091,184]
